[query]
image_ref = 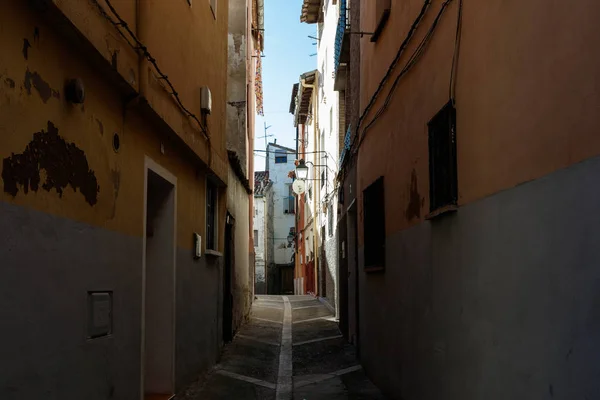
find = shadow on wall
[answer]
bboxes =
[267,263,278,294]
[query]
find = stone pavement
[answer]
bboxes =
[175,295,385,399]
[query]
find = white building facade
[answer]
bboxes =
[315,0,342,312]
[265,143,296,293]
[253,171,271,294]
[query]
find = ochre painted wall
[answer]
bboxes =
[52,0,229,183]
[358,0,600,243]
[0,1,225,252]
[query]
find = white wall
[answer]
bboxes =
[316,0,340,309]
[253,196,266,291]
[266,144,296,265]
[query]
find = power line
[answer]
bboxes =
[89,0,212,157]
[348,0,455,160]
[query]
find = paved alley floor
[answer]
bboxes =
[176,295,385,400]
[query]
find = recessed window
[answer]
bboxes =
[371,0,391,42]
[206,181,218,250]
[364,177,385,269]
[275,151,287,164]
[284,184,295,214]
[254,230,259,247]
[428,102,458,212]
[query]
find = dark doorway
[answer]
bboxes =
[144,168,176,399]
[223,214,234,343]
[280,265,294,294]
[347,202,360,356]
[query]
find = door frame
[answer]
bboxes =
[223,212,235,343]
[140,156,178,399]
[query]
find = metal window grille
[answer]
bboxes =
[206,182,217,250]
[428,102,457,212]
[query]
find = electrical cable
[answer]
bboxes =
[449,0,463,105]
[350,0,455,157]
[344,0,432,165]
[89,0,212,147]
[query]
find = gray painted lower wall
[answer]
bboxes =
[323,234,338,311]
[358,155,600,400]
[0,201,222,399]
[175,249,222,392]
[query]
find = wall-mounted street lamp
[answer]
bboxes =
[295,159,310,180]
[295,159,330,181]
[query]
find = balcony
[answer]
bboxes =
[339,124,352,165]
[334,0,350,91]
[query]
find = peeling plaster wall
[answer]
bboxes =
[226,0,249,176]
[226,167,252,333]
[0,2,226,398]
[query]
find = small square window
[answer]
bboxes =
[364,177,385,270]
[284,184,295,214]
[275,151,287,164]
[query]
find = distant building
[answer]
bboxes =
[291,70,318,296]
[265,142,296,294]
[224,0,264,342]
[297,0,343,312]
[253,171,272,294]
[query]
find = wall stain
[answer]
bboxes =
[22,39,31,60]
[4,78,15,89]
[405,168,422,220]
[24,69,55,103]
[2,121,100,206]
[33,27,40,43]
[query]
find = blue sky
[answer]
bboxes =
[254,0,317,171]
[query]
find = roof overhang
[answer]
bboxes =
[293,70,317,126]
[300,0,323,24]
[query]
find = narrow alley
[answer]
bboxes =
[176,296,384,399]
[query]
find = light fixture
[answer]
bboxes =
[295,159,309,180]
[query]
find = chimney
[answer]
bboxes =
[274,138,277,144]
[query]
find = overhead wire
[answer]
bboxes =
[342,0,432,168]
[449,0,463,105]
[341,0,455,164]
[89,0,212,149]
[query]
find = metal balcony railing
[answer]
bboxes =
[339,124,352,165]
[334,0,348,74]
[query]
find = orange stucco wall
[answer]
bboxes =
[0,1,227,251]
[358,0,600,244]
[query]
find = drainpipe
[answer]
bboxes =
[300,74,319,296]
